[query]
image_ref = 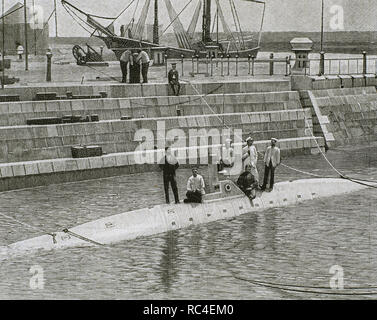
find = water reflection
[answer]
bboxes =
[159,231,180,293]
[0,143,377,299]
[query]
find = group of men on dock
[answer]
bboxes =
[120,50,181,96]
[159,137,281,205]
[120,49,150,84]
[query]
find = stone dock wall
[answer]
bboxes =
[297,75,377,148]
[1,75,376,192]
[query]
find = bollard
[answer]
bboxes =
[362,51,367,75]
[235,55,239,76]
[285,56,290,76]
[248,54,251,75]
[46,49,52,82]
[269,53,274,76]
[206,54,209,75]
[251,55,255,76]
[210,54,213,77]
[181,54,184,76]
[165,54,168,77]
[220,55,224,77]
[227,55,230,76]
[319,51,325,76]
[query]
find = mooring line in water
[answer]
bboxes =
[62,229,104,246]
[0,212,104,247]
[0,212,57,244]
[187,80,377,188]
[231,273,377,296]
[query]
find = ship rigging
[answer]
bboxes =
[61,0,266,58]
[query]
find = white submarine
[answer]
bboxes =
[0,164,374,258]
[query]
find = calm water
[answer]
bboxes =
[0,143,377,300]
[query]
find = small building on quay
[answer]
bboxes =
[0,2,49,55]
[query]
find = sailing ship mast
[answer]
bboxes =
[202,0,212,43]
[153,0,159,44]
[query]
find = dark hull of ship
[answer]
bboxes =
[98,36,260,60]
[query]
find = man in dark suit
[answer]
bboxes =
[168,63,181,96]
[159,146,180,204]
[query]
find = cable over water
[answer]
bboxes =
[183,79,376,188]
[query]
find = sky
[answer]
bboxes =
[2,0,377,36]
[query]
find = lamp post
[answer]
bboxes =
[319,0,325,76]
[320,0,324,52]
[24,0,29,71]
[1,0,5,89]
[46,49,52,82]
[54,0,58,37]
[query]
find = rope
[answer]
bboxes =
[0,212,57,244]
[0,213,103,247]
[28,9,56,54]
[62,229,104,246]
[129,84,224,108]
[184,80,376,188]
[80,62,121,82]
[161,0,194,37]
[301,104,377,188]
[232,273,377,296]
[280,163,335,178]
[62,3,93,34]
[89,0,137,24]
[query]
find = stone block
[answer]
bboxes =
[21,103,34,113]
[47,126,59,137]
[52,160,65,173]
[38,161,54,174]
[270,112,281,122]
[12,164,26,177]
[0,103,8,114]
[0,165,13,178]
[115,153,129,166]
[46,101,60,112]
[76,158,90,170]
[102,155,117,168]
[33,101,46,112]
[71,100,84,111]
[64,159,79,171]
[59,100,72,112]
[8,103,22,113]
[89,157,103,169]
[24,161,39,175]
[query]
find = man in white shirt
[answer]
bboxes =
[242,137,259,183]
[136,49,150,83]
[17,43,24,60]
[184,168,206,203]
[261,138,281,191]
[120,49,132,83]
[220,138,234,169]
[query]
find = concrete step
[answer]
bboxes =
[310,86,377,98]
[0,91,302,127]
[0,136,325,192]
[0,109,312,163]
[0,79,292,102]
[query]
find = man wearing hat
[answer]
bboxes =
[261,138,281,191]
[168,62,181,96]
[219,138,234,169]
[243,137,259,183]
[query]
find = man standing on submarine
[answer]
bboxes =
[159,146,180,204]
[260,138,281,191]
